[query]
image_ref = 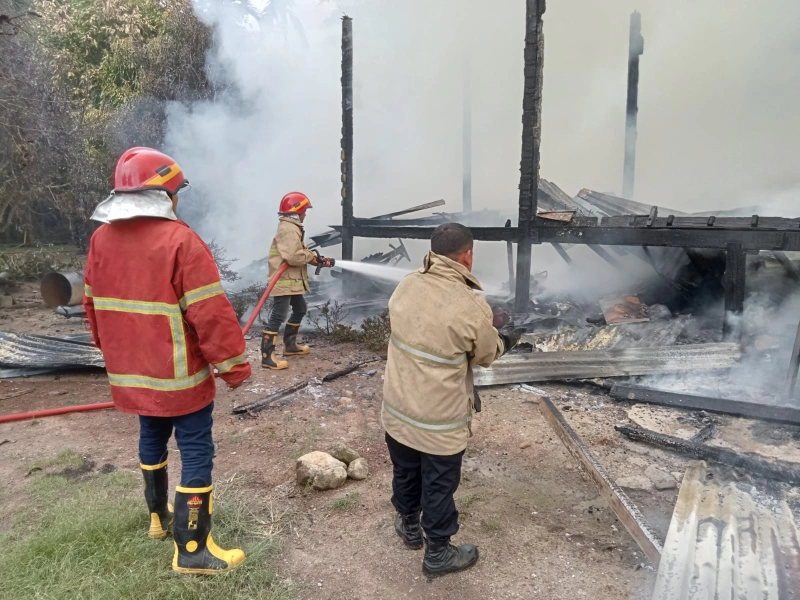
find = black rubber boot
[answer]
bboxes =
[172,485,245,574]
[261,331,288,370]
[422,538,479,578]
[283,322,310,356]
[141,461,173,539]
[395,512,423,549]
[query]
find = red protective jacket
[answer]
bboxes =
[84,218,251,417]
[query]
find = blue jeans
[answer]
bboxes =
[138,402,215,487]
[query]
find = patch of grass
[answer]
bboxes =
[329,492,360,511]
[481,517,502,531]
[28,449,84,473]
[0,460,292,600]
[230,433,244,445]
[456,494,481,511]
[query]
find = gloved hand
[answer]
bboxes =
[321,256,334,268]
[498,326,523,355]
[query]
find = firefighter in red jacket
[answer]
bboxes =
[83,147,251,574]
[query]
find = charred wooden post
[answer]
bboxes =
[514,0,546,313]
[462,58,472,213]
[784,319,800,400]
[722,241,746,339]
[622,11,644,199]
[505,220,515,290]
[340,16,355,284]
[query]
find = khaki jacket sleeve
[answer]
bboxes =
[469,296,504,368]
[275,227,315,267]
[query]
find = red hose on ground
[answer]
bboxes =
[0,402,116,424]
[0,264,291,424]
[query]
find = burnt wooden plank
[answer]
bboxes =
[340,16,355,274]
[539,397,663,565]
[615,424,800,486]
[610,383,800,425]
[784,319,800,400]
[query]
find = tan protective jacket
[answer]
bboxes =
[381,251,505,456]
[268,216,316,296]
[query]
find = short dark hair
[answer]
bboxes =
[431,223,473,259]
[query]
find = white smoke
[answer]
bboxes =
[165,0,800,271]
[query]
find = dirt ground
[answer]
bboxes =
[4,283,796,599]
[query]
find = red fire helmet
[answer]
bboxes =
[279,192,312,215]
[113,147,188,195]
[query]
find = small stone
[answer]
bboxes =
[645,465,677,491]
[296,451,347,491]
[617,476,654,491]
[48,390,66,396]
[328,442,360,465]
[519,440,532,449]
[347,457,369,480]
[338,396,354,408]
[359,390,375,401]
[671,472,684,482]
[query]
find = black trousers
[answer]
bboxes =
[266,294,307,332]
[385,433,464,543]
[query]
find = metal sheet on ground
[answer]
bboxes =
[0,332,104,377]
[653,461,800,600]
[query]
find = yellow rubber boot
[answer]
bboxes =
[172,485,245,574]
[261,331,288,370]
[283,322,310,356]
[141,461,173,539]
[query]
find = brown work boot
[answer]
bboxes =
[261,331,288,370]
[395,512,423,549]
[422,538,479,577]
[283,322,310,356]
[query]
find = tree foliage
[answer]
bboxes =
[0,0,214,247]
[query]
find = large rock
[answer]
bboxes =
[617,475,653,491]
[328,442,360,465]
[296,451,347,491]
[347,457,369,480]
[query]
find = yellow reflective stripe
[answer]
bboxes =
[214,352,247,374]
[390,334,466,368]
[176,484,213,494]
[269,248,281,256]
[84,284,93,298]
[140,460,168,470]
[143,162,182,187]
[179,281,225,310]
[93,297,180,316]
[93,296,188,380]
[383,401,472,433]
[108,366,211,391]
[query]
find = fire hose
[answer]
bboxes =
[0,255,333,425]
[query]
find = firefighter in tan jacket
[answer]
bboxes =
[262,192,333,369]
[382,223,521,577]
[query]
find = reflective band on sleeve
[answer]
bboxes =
[108,366,211,391]
[269,248,281,257]
[383,402,471,433]
[179,281,225,310]
[273,278,305,286]
[390,335,467,368]
[214,352,247,374]
[84,284,93,298]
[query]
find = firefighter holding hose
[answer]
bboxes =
[261,192,333,370]
[83,147,251,574]
[382,223,522,577]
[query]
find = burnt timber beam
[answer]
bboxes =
[551,242,573,265]
[505,220,515,290]
[722,242,746,338]
[610,383,800,426]
[514,0,546,313]
[588,244,621,267]
[615,424,800,486]
[463,57,472,213]
[623,11,644,199]
[784,319,800,399]
[539,397,663,566]
[340,16,354,275]
[348,223,800,251]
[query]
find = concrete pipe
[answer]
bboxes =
[40,271,85,308]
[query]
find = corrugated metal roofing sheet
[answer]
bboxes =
[653,461,800,600]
